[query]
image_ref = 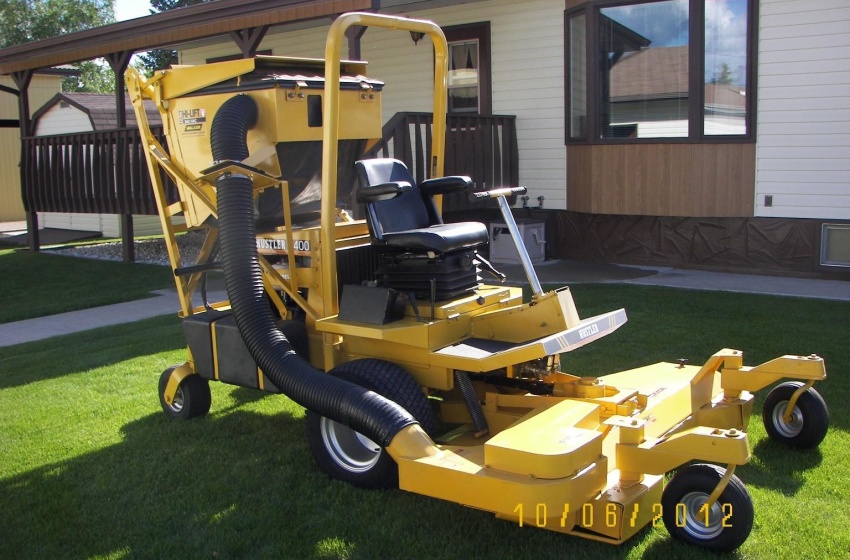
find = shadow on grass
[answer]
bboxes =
[640,535,748,560]
[1,403,746,560]
[0,315,183,390]
[738,438,824,496]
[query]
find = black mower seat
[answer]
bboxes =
[354,158,488,254]
[381,222,490,254]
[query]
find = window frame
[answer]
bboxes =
[565,0,758,145]
[444,22,492,116]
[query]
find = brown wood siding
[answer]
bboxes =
[565,0,585,10]
[567,143,755,217]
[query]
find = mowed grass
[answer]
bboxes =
[0,248,173,324]
[0,285,848,559]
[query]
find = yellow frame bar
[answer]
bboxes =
[320,12,449,319]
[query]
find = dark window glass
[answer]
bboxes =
[569,14,587,138]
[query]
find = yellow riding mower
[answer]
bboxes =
[126,12,828,552]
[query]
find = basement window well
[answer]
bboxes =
[821,224,850,268]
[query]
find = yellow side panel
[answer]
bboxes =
[485,400,603,479]
[397,445,608,521]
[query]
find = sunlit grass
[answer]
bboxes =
[0,286,848,559]
[0,248,173,324]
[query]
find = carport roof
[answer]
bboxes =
[0,0,374,75]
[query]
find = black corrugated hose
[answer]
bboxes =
[211,94,416,447]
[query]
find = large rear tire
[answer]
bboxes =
[305,359,436,489]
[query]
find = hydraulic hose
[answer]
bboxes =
[211,94,417,447]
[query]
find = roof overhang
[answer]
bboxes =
[0,0,375,75]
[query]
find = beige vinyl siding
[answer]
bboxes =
[180,0,568,209]
[0,128,22,221]
[39,213,164,237]
[0,74,63,221]
[756,0,850,219]
[40,212,101,231]
[34,104,93,135]
[99,215,164,238]
[179,25,331,64]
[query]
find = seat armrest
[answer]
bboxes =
[355,181,412,203]
[419,176,473,196]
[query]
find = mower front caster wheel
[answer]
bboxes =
[661,464,753,553]
[158,365,211,420]
[762,382,829,448]
[306,359,437,489]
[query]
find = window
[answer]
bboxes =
[448,40,480,113]
[704,0,749,135]
[569,14,587,137]
[444,23,491,115]
[567,0,755,142]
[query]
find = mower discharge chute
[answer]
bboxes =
[126,12,829,552]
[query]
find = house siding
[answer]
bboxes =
[180,0,567,209]
[756,0,850,220]
[33,98,163,237]
[0,74,63,222]
[33,104,93,135]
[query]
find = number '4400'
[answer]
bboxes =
[512,503,734,529]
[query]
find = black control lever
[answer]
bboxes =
[475,253,506,283]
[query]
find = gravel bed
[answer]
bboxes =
[49,230,208,267]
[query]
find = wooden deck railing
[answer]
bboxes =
[21,126,172,216]
[18,113,517,256]
[366,112,519,211]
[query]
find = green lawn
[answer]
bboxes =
[0,248,173,324]
[0,286,848,559]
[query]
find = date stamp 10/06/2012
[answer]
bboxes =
[513,502,734,529]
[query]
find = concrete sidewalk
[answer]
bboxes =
[0,289,225,348]
[0,260,847,348]
[0,290,179,348]
[498,260,850,301]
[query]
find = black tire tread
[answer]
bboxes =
[762,381,829,448]
[158,365,212,420]
[326,359,437,435]
[305,359,436,489]
[661,463,754,553]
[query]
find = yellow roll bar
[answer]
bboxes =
[319,12,449,318]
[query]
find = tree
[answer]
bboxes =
[710,62,734,86]
[0,0,115,48]
[62,59,116,92]
[137,0,211,75]
[717,62,733,85]
[0,0,117,92]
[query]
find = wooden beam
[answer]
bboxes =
[345,25,367,60]
[12,70,39,252]
[106,51,133,128]
[229,26,269,58]
[106,51,136,261]
[0,83,19,96]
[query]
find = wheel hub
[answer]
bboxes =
[319,417,382,473]
[771,400,803,437]
[169,387,185,413]
[678,491,725,540]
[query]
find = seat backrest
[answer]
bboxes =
[355,159,434,241]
